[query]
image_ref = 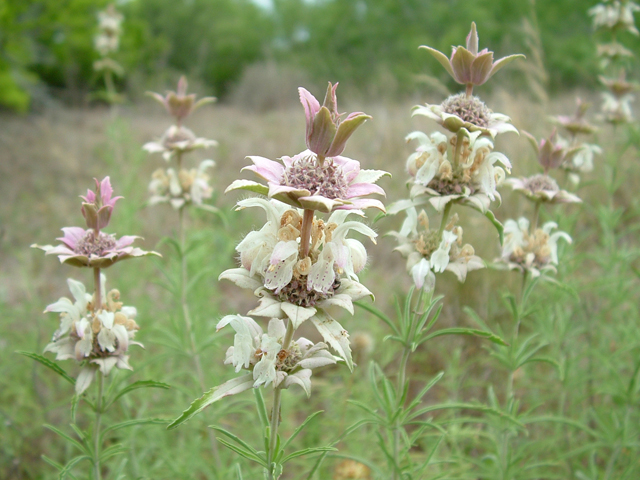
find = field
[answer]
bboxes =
[1,80,639,480]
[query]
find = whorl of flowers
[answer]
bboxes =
[149,160,215,210]
[589,0,640,36]
[148,76,216,126]
[389,208,483,290]
[227,84,388,214]
[220,198,376,370]
[549,98,598,137]
[94,4,123,57]
[44,275,141,394]
[498,218,572,278]
[403,129,511,213]
[32,177,158,268]
[143,125,218,162]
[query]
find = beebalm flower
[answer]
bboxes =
[149,160,215,209]
[596,42,635,68]
[589,1,640,35]
[44,275,141,394]
[94,4,123,57]
[498,218,571,277]
[219,198,376,369]
[404,129,511,212]
[549,98,598,137]
[32,177,158,267]
[299,83,371,158]
[216,315,337,396]
[421,22,524,91]
[390,209,483,290]
[600,91,635,124]
[143,125,218,162]
[413,93,517,138]
[148,76,216,125]
[553,134,603,182]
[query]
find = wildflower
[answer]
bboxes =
[219,198,376,369]
[94,4,123,57]
[505,175,581,204]
[333,459,372,479]
[299,83,371,158]
[553,134,603,182]
[143,125,218,162]
[390,209,483,289]
[549,98,598,137]
[149,160,215,209]
[498,218,572,277]
[403,129,511,213]
[413,93,518,138]
[148,76,216,125]
[596,42,635,68]
[227,150,387,213]
[589,1,640,35]
[420,22,524,94]
[600,91,635,124]
[32,177,158,268]
[44,275,142,394]
[217,315,338,396]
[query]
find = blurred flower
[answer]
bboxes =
[413,93,517,138]
[420,22,524,91]
[600,91,635,124]
[402,129,511,212]
[143,125,217,162]
[149,160,215,210]
[596,42,635,68]
[600,72,639,98]
[390,209,484,290]
[505,174,581,204]
[148,76,216,125]
[549,99,598,137]
[299,83,371,158]
[333,459,371,480]
[589,1,640,35]
[94,4,123,57]
[553,134,603,180]
[498,218,571,277]
[44,275,142,394]
[217,316,337,396]
[227,149,388,213]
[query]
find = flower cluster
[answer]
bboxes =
[93,4,124,78]
[498,219,571,278]
[144,77,217,210]
[388,23,522,291]
[44,276,141,394]
[34,178,155,393]
[210,84,383,404]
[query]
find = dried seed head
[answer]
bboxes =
[74,231,116,256]
[524,174,560,194]
[277,277,341,307]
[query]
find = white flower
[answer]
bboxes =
[144,125,217,162]
[149,160,216,210]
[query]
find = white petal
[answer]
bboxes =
[311,311,352,371]
[280,303,317,329]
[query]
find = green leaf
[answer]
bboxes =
[253,388,269,429]
[354,301,400,337]
[418,328,508,346]
[210,425,264,464]
[100,443,127,462]
[102,418,167,437]
[108,380,171,407]
[281,411,323,453]
[167,374,253,429]
[58,455,90,480]
[281,446,337,464]
[18,351,75,385]
[235,464,244,480]
[483,209,504,245]
[215,437,266,466]
[43,424,90,456]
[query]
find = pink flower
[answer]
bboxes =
[33,227,158,268]
[421,22,524,91]
[299,83,371,158]
[226,150,388,213]
[80,177,122,230]
[148,76,216,124]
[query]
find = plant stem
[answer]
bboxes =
[437,202,453,240]
[466,84,473,97]
[299,209,314,258]
[531,201,541,231]
[94,268,102,311]
[93,372,104,480]
[267,321,295,478]
[178,206,221,469]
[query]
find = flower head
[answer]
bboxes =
[421,22,524,91]
[549,98,598,137]
[143,125,218,162]
[149,160,215,210]
[390,209,483,289]
[44,275,142,394]
[148,76,216,124]
[600,91,635,124]
[505,174,581,205]
[95,4,123,57]
[227,150,388,213]
[299,83,371,158]
[589,1,640,35]
[413,94,518,138]
[498,218,571,277]
[216,316,337,396]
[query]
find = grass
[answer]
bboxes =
[0,91,639,479]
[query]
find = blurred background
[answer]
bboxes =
[2,0,637,112]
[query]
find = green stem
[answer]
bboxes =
[93,372,104,480]
[299,209,315,258]
[465,84,473,97]
[267,321,295,478]
[437,202,453,240]
[93,267,102,312]
[531,201,541,232]
[178,206,221,469]
[452,128,467,171]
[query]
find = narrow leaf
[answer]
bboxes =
[18,351,75,385]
